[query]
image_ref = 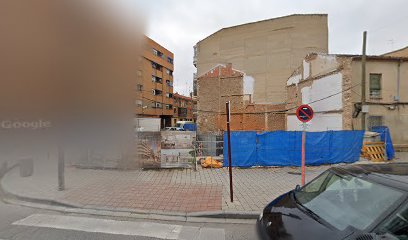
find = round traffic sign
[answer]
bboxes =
[296,104,314,123]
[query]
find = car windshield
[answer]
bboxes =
[294,170,405,231]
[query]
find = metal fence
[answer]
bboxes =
[196,133,224,157]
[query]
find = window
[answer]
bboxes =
[166,93,173,98]
[166,68,173,76]
[178,108,187,117]
[151,62,162,71]
[167,57,173,64]
[295,170,404,231]
[152,102,163,109]
[165,104,173,110]
[368,116,383,130]
[370,73,382,98]
[152,48,158,55]
[152,89,162,96]
[151,75,162,83]
[166,80,173,87]
[136,84,143,91]
[152,48,163,58]
[135,100,142,107]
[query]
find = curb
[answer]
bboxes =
[0,164,259,222]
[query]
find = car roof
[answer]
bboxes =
[332,163,408,190]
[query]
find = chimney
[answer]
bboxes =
[226,63,232,70]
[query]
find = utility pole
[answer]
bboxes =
[361,31,367,130]
[226,101,233,202]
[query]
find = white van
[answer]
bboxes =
[176,121,194,129]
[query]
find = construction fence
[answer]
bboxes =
[223,130,365,167]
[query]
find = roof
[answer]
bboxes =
[197,14,327,44]
[197,64,245,78]
[308,52,408,61]
[334,163,408,187]
[173,93,192,101]
[382,46,408,56]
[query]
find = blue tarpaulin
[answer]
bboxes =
[371,126,395,160]
[224,130,365,167]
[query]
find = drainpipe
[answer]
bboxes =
[361,31,367,130]
[397,60,401,102]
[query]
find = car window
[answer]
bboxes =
[301,171,330,193]
[378,204,408,240]
[295,171,405,231]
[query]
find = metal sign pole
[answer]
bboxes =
[301,123,306,186]
[296,105,313,186]
[226,101,233,202]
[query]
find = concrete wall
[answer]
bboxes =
[286,54,350,131]
[351,60,408,103]
[287,54,408,146]
[287,71,344,131]
[287,113,343,131]
[195,14,328,104]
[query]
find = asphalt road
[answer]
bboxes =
[0,200,258,240]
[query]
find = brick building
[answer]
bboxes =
[197,64,285,133]
[172,93,195,126]
[286,53,408,148]
[135,36,174,128]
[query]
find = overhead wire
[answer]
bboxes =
[196,83,362,115]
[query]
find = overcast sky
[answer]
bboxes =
[129,0,408,96]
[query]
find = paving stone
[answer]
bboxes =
[8,155,407,213]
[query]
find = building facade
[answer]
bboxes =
[286,53,408,148]
[172,93,195,126]
[197,63,285,133]
[135,36,174,128]
[193,14,328,104]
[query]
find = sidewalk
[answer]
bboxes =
[2,153,407,217]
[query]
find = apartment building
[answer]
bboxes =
[286,53,408,148]
[172,93,195,126]
[136,36,174,128]
[193,14,328,105]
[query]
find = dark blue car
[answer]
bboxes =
[257,163,408,240]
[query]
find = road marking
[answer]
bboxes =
[13,214,181,239]
[179,226,225,240]
[12,214,225,240]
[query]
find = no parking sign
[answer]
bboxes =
[296,104,314,123]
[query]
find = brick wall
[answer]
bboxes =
[340,57,353,130]
[197,64,286,133]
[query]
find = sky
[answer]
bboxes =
[126,0,408,96]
